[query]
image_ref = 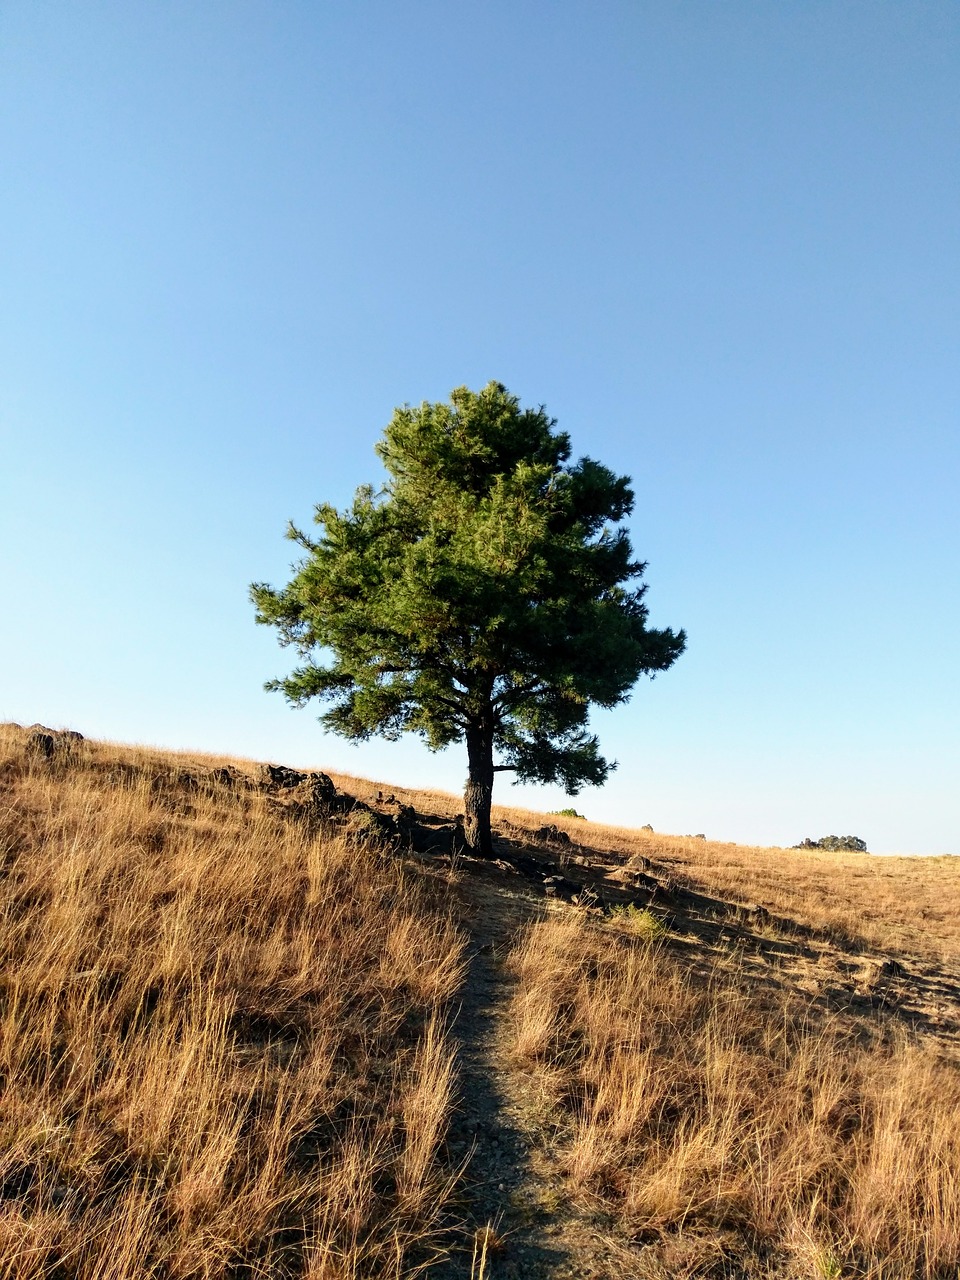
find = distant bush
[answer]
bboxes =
[550,807,586,820]
[795,835,868,853]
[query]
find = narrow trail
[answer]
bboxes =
[428,873,642,1280]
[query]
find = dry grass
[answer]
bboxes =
[0,727,465,1278]
[326,772,960,965]
[621,830,960,964]
[508,912,960,1278]
[5,728,960,1278]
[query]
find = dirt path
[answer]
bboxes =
[428,871,643,1280]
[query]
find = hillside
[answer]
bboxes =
[2,724,959,1278]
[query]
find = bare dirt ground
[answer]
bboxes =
[423,869,651,1280]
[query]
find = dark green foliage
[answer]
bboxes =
[795,835,869,852]
[550,808,586,820]
[251,383,685,853]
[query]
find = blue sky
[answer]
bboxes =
[2,2,957,853]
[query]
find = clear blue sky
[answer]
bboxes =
[2,2,957,854]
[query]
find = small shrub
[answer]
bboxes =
[608,903,665,941]
[549,807,585,820]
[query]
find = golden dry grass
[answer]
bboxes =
[5,727,960,1279]
[0,727,464,1279]
[328,772,960,964]
[508,912,960,1278]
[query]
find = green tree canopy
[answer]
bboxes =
[251,382,685,855]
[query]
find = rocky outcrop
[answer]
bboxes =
[24,725,84,760]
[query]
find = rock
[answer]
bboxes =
[640,823,654,832]
[208,766,239,788]
[26,731,55,759]
[540,874,579,901]
[404,819,463,855]
[305,771,338,801]
[379,796,416,821]
[492,859,519,875]
[257,763,309,791]
[533,824,571,845]
[24,725,84,758]
[344,807,396,843]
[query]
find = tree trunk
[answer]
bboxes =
[463,724,495,857]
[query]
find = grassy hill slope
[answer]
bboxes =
[2,724,959,1279]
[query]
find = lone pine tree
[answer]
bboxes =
[251,383,685,856]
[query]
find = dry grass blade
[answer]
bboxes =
[507,912,960,1277]
[0,726,465,1278]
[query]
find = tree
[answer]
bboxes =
[251,382,685,856]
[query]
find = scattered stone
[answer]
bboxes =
[305,771,338,801]
[26,731,55,759]
[540,874,580,901]
[533,824,571,845]
[208,766,239,788]
[257,763,309,791]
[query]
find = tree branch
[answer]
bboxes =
[493,678,545,711]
